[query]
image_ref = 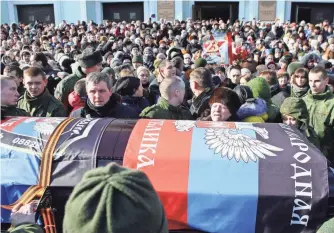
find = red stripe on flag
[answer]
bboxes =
[123,119,193,230]
[227,31,233,65]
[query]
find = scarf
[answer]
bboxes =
[82,95,118,118]
[291,84,309,98]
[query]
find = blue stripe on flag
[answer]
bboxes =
[187,127,258,233]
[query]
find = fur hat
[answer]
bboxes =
[209,87,242,117]
[78,48,102,68]
[113,76,141,96]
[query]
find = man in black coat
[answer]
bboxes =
[70,72,138,118]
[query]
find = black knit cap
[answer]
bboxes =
[78,48,103,68]
[209,87,242,116]
[113,76,141,96]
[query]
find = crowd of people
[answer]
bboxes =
[1,17,334,232]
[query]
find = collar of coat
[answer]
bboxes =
[307,86,333,100]
[24,89,51,106]
[157,98,183,113]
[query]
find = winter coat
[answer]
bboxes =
[71,94,138,119]
[303,87,334,163]
[54,65,86,112]
[190,88,214,119]
[1,106,30,119]
[122,96,150,117]
[271,85,291,109]
[280,97,320,150]
[18,89,67,117]
[68,91,85,113]
[140,98,194,120]
[247,77,281,123]
[237,98,268,123]
[148,78,161,105]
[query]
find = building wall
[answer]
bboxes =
[1,0,333,25]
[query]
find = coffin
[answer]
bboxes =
[1,117,333,233]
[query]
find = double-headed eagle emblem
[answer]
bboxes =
[174,121,283,163]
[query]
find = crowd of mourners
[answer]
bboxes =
[1,17,334,233]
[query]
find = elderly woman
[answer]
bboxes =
[199,87,242,122]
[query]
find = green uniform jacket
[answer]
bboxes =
[140,98,194,120]
[18,89,67,117]
[54,65,86,111]
[303,87,334,162]
[7,223,43,233]
[1,106,30,118]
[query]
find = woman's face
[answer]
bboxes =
[138,70,149,85]
[211,103,232,122]
[294,73,308,87]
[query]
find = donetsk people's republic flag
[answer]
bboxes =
[123,120,328,233]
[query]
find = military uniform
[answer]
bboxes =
[54,65,86,112]
[140,98,194,120]
[303,87,334,163]
[18,89,67,117]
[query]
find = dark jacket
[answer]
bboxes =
[271,85,291,109]
[140,98,194,120]
[190,88,214,119]
[122,96,149,117]
[54,65,86,112]
[71,94,138,119]
[17,89,67,117]
[1,106,30,119]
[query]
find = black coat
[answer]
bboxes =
[70,95,138,119]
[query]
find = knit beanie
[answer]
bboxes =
[209,87,242,116]
[194,58,207,68]
[78,48,102,68]
[63,163,168,233]
[113,76,141,96]
[287,62,303,76]
[280,97,308,125]
[132,55,143,64]
[246,77,272,103]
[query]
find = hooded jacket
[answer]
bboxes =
[280,97,320,149]
[246,77,281,123]
[68,91,85,112]
[303,87,334,163]
[237,98,268,123]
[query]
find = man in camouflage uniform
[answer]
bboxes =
[54,48,103,112]
[18,67,67,117]
[140,77,193,120]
